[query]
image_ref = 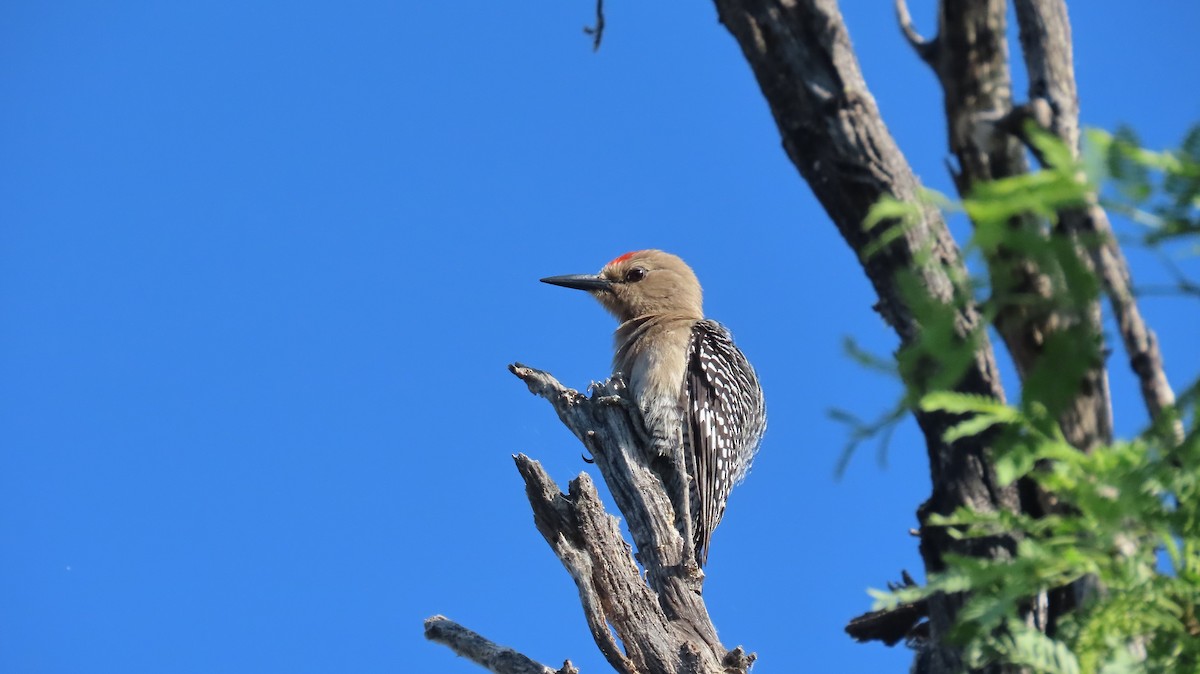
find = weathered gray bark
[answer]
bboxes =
[898,0,1112,456]
[708,1,1020,671]
[510,365,753,674]
[711,1,1178,671]
[426,365,752,674]
[890,0,1109,643]
[1011,0,1180,441]
[424,616,575,674]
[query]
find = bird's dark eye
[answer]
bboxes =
[624,267,647,283]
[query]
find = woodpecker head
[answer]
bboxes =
[541,249,704,322]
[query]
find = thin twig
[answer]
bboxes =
[583,0,605,51]
[894,0,938,64]
[1149,247,1200,298]
[1132,283,1200,299]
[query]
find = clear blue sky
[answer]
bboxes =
[2,2,1197,672]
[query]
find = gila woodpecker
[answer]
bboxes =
[541,249,766,566]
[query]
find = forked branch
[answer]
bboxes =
[1011,0,1181,441]
[426,364,750,674]
[509,364,750,674]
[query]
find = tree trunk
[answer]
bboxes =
[427,2,1181,672]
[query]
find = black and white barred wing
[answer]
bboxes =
[683,319,766,565]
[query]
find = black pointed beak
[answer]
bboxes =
[540,274,613,292]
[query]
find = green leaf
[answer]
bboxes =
[1107,125,1153,203]
[920,391,1014,417]
[994,445,1038,486]
[1026,122,1079,175]
[851,123,1200,674]
[840,336,898,376]
[862,194,921,231]
[943,413,1009,443]
[998,621,1081,674]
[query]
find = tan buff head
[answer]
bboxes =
[541,249,703,323]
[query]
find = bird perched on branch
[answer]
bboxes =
[541,249,766,565]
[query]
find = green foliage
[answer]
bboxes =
[829,400,909,478]
[918,391,1020,450]
[862,189,956,260]
[858,124,1200,672]
[890,393,1200,673]
[830,335,908,477]
[962,161,1086,229]
[1088,125,1200,245]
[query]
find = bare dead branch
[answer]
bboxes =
[583,0,605,51]
[423,616,571,674]
[508,365,704,603]
[509,364,752,674]
[429,363,751,674]
[515,455,645,674]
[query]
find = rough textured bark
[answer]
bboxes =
[710,2,1177,670]
[889,0,1117,641]
[509,365,753,674]
[1012,0,1180,440]
[709,1,1020,670]
[426,365,752,674]
[899,0,1112,455]
[427,2,1181,673]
